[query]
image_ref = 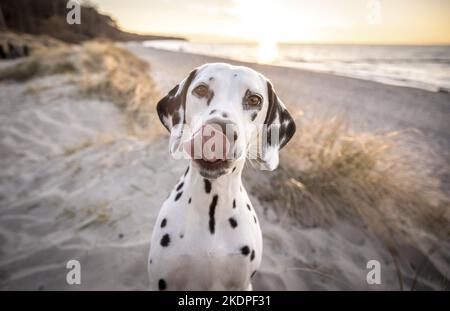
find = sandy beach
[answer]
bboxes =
[0,42,449,291]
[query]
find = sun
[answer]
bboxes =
[231,0,279,63]
[257,39,279,63]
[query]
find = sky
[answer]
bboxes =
[89,0,450,44]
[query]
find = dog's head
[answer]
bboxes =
[157,63,296,179]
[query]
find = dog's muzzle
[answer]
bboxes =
[183,121,238,162]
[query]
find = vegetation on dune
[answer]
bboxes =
[77,41,163,138]
[252,117,449,244]
[0,0,185,44]
[0,39,163,140]
[247,116,449,289]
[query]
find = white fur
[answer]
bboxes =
[148,161,262,290]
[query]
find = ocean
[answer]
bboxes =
[143,40,450,93]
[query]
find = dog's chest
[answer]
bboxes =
[148,177,262,290]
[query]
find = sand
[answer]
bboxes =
[0,44,449,290]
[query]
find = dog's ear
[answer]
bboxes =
[157,69,198,132]
[156,69,197,153]
[256,80,296,171]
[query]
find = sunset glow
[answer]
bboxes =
[91,0,450,44]
[257,40,279,63]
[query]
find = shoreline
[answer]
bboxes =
[141,41,450,94]
[278,60,450,94]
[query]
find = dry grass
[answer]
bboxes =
[0,45,76,80]
[0,31,65,52]
[77,41,163,139]
[255,116,449,246]
[0,39,163,140]
[63,140,94,157]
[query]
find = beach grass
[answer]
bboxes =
[78,41,163,139]
[0,39,163,140]
[255,116,449,245]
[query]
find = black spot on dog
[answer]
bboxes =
[175,192,183,201]
[234,73,238,77]
[279,123,287,144]
[161,218,167,228]
[233,132,238,141]
[209,195,218,234]
[251,271,256,278]
[180,233,184,239]
[222,112,228,118]
[172,111,180,127]
[229,217,238,228]
[253,215,257,223]
[188,197,192,204]
[251,112,258,121]
[160,234,170,247]
[118,233,124,239]
[233,199,236,209]
[247,204,251,211]
[241,246,250,256]
[204,179,212,194]
[267,126,274,146]
[149,259,152,264]
[210,109,217,115]
[176,182,184,191]
[207,90,215,105]
[209,76,214,81]
[184,166,190,176]
[158,279,167,290]
[232,167,236,173]
[250,250,255,261]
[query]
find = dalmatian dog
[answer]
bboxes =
[148,63,296,291]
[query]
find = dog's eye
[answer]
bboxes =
[193,85,209,97]
[247,95,262,106]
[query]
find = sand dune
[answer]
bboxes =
[0,43,448,290]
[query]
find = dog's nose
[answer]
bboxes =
[209,109,229,119]
[183,119,237,161]
[206,118,238,147]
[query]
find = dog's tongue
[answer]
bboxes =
[183,124,230,161]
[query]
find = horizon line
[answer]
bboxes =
[128,29,450,46]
